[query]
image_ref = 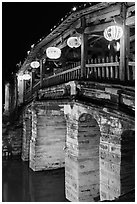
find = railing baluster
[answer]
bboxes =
[106,56,109,79]
[102,57,105,79]
[132,64,135,81]
[98,57,101,79]
[115,55,119,80]
[110,56,114,80]
[94,58,98,79]
[69,72,70,81]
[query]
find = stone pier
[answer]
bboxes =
[29,101,66,171]
[64,103,100,202]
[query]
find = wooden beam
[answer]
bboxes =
[85,21,114,34]
[81,17,87,78]
[119,3,130,81]
[40,59,45,87]
[30,70,35,93]
[85,4,120,25]
[23,80,27,103]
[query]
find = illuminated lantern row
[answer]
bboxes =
[46,47,61,59]
[104,25,123,41]
[30,61,40,69]
[67,36,81,48]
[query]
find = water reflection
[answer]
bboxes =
[2,159,68,202]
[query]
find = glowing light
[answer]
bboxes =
[30,61,40,69]
[18,73,31,80]
[46,47,61,59]
[72,6,77,11]
[114,42,120,51]
[31,44,34,48]
[18,74,24,80]
[22,73,31,80]
[104,25,123,41]
[67,36,81,48]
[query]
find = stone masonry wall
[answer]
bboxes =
[99,114,122,200]
[64,102,135,202]
[64,104,101,202]
[100,111,134,201]
[29,101,66,171]
[2,115,23,158]
[21,109,32,161]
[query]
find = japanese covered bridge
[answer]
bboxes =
[3,2,135,202]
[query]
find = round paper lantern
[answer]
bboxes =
[30,61,40,68]
[46,47,61,59]
[67,36,81,48]
[18,74,24,80]
[104,25,123,41]
[22,73,31,80]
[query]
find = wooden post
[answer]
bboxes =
[30,70,35,93]
[40,59,44,87]
[4,82,10,114]
[23,79,26,103]
[17,77,24,104]
[14,75,18,109]
[119,3,129,81]
[81,17,87,78]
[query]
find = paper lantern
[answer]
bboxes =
[30,61,40,68]
[104,25,123,41]
[22,73,31,80]
[46,47,61,59]
[67,36,81,48]
[18,74,24,80]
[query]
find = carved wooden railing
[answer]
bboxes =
[24,55,135,101]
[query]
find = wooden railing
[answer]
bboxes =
[86,56,119,81]
[127,61,135,81]
[24,55,135,101]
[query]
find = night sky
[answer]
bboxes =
[2,2,84,84]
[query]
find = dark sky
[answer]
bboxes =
[2,2,84,83]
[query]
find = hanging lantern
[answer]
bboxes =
[67,36,81,48]
[17,74,24,80]
[30,61,40,69]
[22,73,31,80]
[46,47,61,59]
[104,25,123,41]
[114,42,120,51]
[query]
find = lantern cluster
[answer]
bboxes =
[104,25,123,41]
